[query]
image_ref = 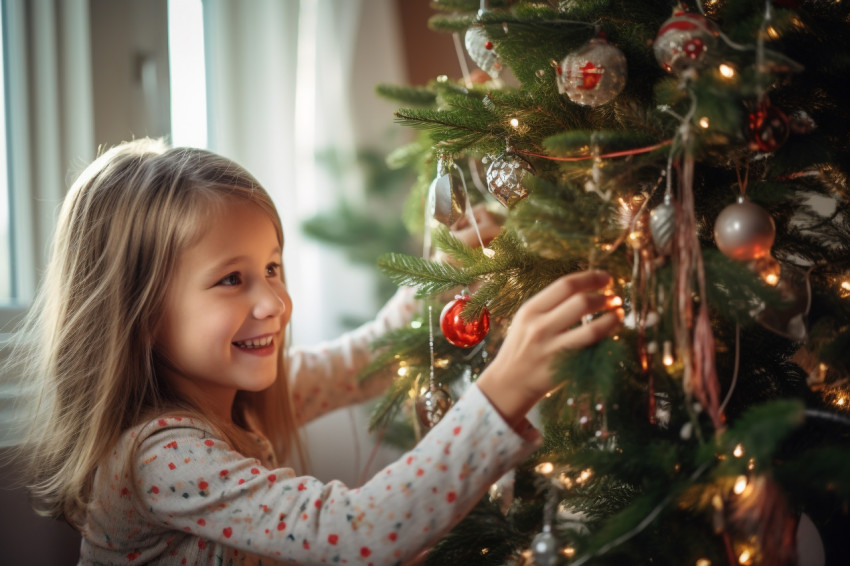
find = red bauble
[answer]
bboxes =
[748,105,790,153]
[440,295,490,348]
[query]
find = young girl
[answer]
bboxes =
[8,138,622,565]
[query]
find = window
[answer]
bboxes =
[168,0,207,148]
[0,1,11,305]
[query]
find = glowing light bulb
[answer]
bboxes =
[719,64,735,78]
[696,559,712,566]
[733,475,748,495]
[733,444,744,458]
[699,117,710,128]
[397,366,408,376]
[536,462,554,475]
[838,397,847,407]
[509,118,520,128]
[738,549,753,565]
[562,547,576,558]
[663,341,674,367]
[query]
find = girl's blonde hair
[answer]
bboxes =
[6,138,304,525]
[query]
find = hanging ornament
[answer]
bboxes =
[529,527,559,566]
[713,196,776,261]
[748,103,790,153]
[429,159,466,227]
[485,149,533,207]
[557,36,627,107]
[415,385,454,429]
[653,9,719,73]
[465,26,502,80]
[440,293,490,348]
[416,305,455,429]
[649,193,677,256]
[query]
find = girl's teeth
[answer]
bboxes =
[235,337,273,349]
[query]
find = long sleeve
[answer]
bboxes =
[78,384,542,566]
[288,286,417,425]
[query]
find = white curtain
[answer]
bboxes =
[203,0,409,484]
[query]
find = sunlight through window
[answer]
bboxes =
[168,0,207,148]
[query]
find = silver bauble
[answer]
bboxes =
[713,196,775,261]
[653,10,718,74]
[415,386,453,429]
[465,26,502,79]
[558,37,627,107]
[486,154,531,207]
[429,167,466,226]
[649,194,676,256]
[530,529,559,566]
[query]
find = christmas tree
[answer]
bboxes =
[364,1,850,564]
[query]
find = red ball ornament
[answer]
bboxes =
[440,294,490,348]
[748,104,790,153]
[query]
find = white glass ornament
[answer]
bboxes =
[654,10,719,73]
[530,528,559,566]
[465,26,502,79]
[713,196,776,261]
[558,37,627,107]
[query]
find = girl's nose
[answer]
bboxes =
[253,281,287,320]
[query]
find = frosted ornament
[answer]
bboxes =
[465,26,502,79]
[649,193,677,256]
[429,161,466,227]
[486,152,532,207]
[714,196,776,261]
[557,37,627,106]
[558,36,627,107]
[654,10,719,73]
[415,386,454,429]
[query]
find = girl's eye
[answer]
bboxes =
[266,262,282,277]
[219,273,242,286]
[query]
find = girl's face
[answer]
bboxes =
[156,200,292,419]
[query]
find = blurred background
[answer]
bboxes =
[0,0,460,563]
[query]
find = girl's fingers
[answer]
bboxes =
[556,310,623,350]
[523,271,613,315]
[542,291,620,331]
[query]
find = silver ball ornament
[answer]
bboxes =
[415,386,453,429]
[557,37,627,107]
[530,529,559,566]
[713,197,775,261]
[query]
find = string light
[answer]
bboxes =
[733,475,748,495]
[509,118,520,128]
[663,341,674,367]
[738,548,754,565]
[733,444,744,458]
[561,546,576,558]
[718,63,736,78]
[699,117,710,128]
[696,559,712,566]
[536,462,555,475]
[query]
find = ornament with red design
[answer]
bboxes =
[465,26,502,80]
[713,196,776,261]
[653,9,719,73]
[557,36,627,107]
[748,103,790,152]
[440,293,490,348]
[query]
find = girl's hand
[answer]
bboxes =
[476,270,624,428]
[450,204,501,249]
